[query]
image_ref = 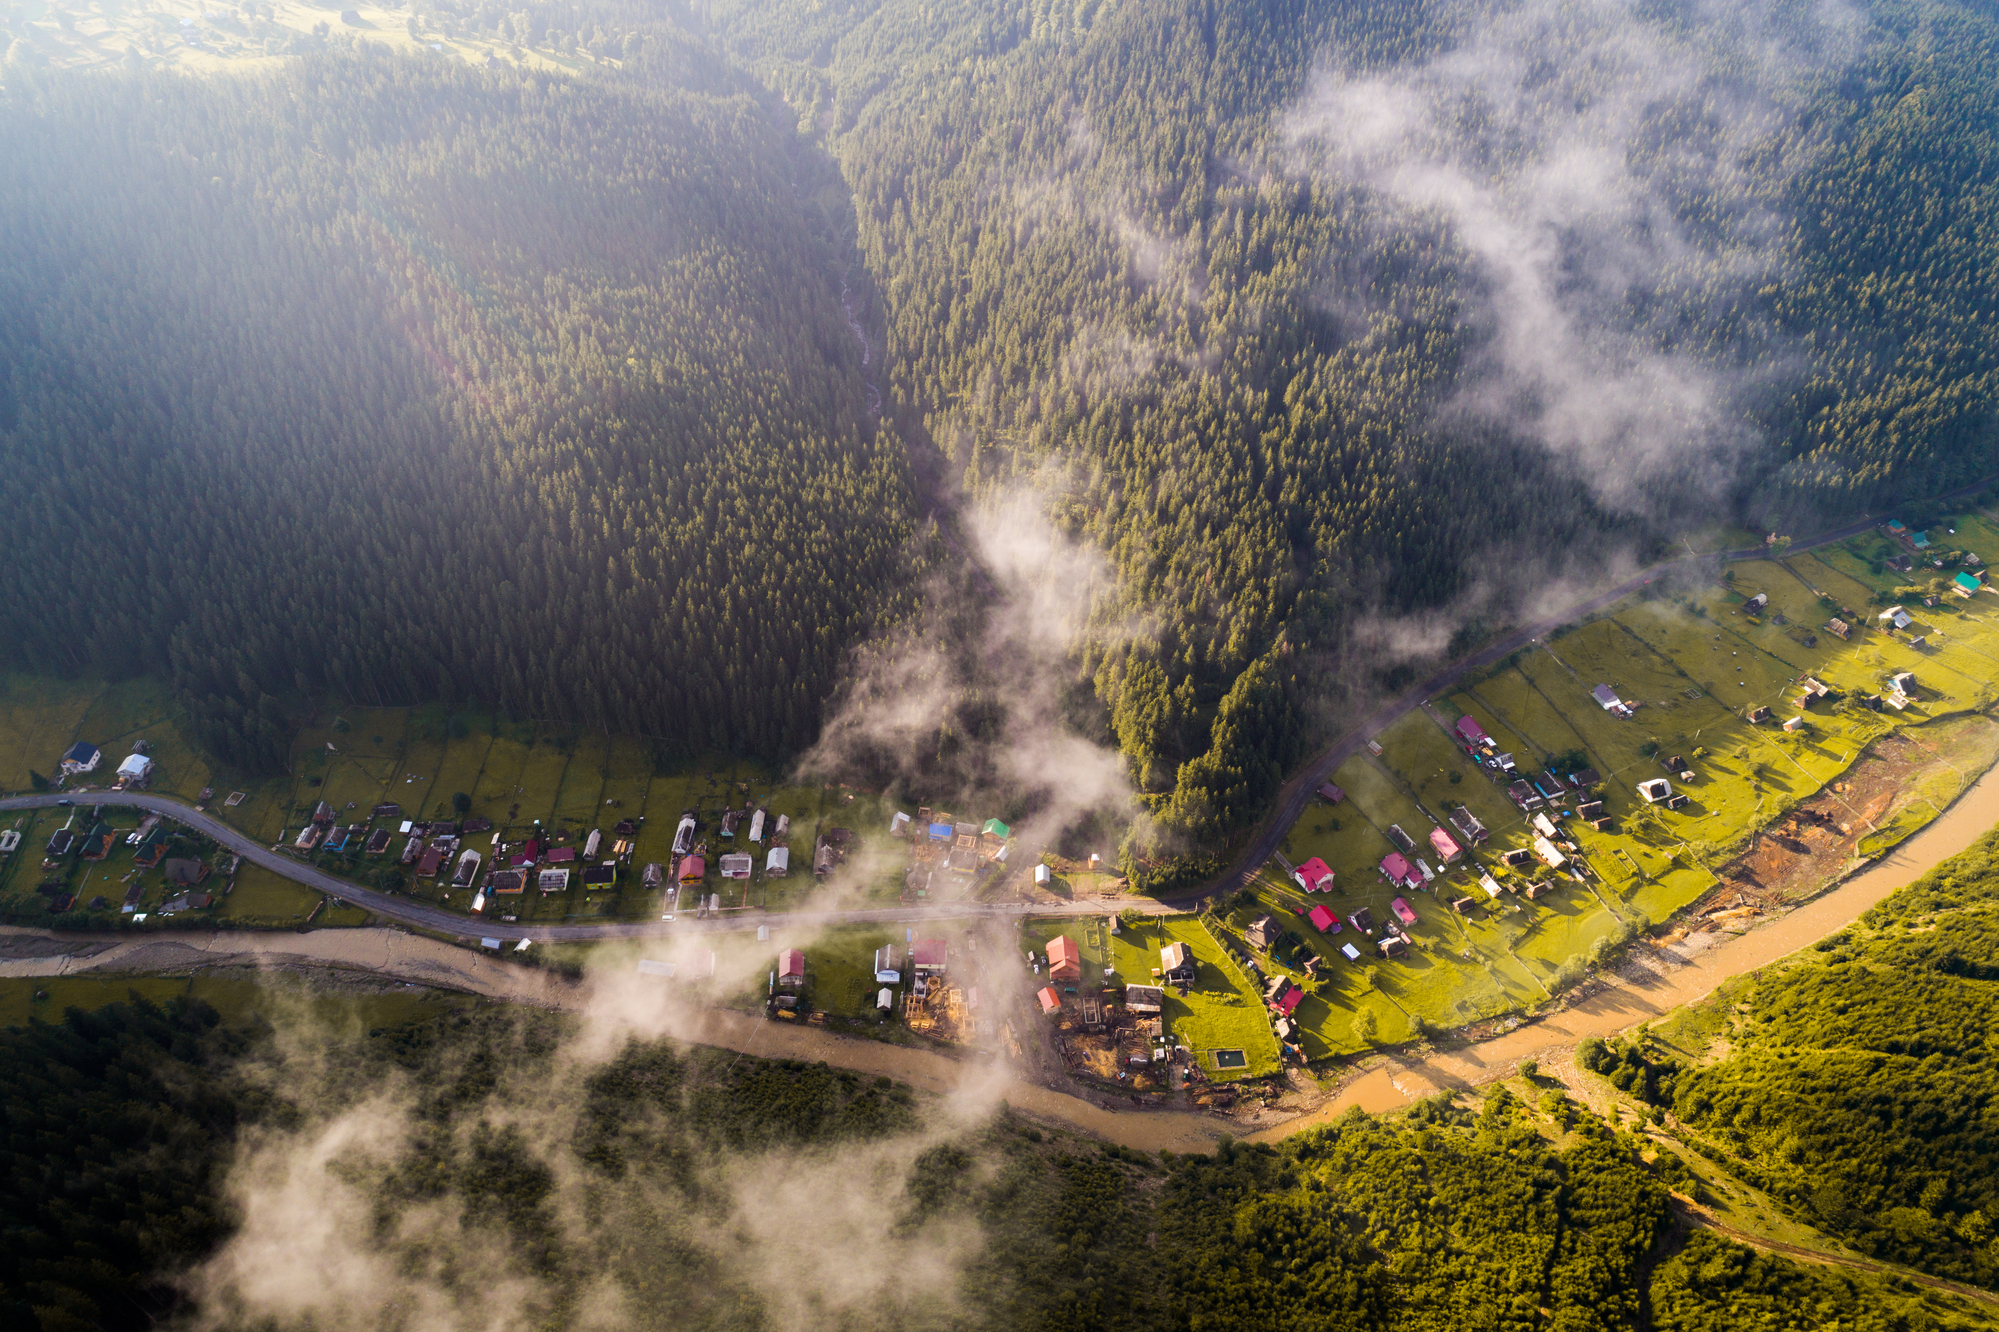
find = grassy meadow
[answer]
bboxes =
[1266,515,1999,1056]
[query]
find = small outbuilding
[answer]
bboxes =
[1037,986,1062,1015]
[766,846,790,877]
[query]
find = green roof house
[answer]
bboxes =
[981,818,1010,840]
[1954,571,1983,596]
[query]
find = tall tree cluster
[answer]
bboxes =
[0,50,914,769]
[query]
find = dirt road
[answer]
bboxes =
[0,922,1227,1152]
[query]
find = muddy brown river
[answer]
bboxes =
[4,764,1995,1153]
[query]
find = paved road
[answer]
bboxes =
[0,791,1150,942]
[13,477,1991,940]
[1181,474,1999,903]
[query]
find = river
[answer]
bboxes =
[4,762,1994,1154]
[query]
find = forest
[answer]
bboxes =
[4,990,1993,1332]
[4,0,1999,875]
[1580,826,1999,1293]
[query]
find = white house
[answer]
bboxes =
[1637,778,1673,803]
[116,753,154,785]
[765,845,790,877]
[60,741,101,775]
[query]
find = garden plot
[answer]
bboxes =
[551,732,610,823]
[470,731,537,821]
[1278,754,1431,882]
[1437,691,1542,773]
[1374,711,1521,838]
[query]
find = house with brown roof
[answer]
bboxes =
[1046,935,1082,982]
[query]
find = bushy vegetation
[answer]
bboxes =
[6,987,1995,1330]
[1634,829,1999,1290]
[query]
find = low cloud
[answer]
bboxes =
[177,961,1012,1332]
[798,477,1141,856]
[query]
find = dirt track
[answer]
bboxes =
[0,924,1228,1152]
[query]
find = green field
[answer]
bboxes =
[1260,515,1999,1058]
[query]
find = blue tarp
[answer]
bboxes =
[928,822,953,841]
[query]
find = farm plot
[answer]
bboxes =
[552,732,610,824]
[1075,919,1280,1079]
[1374,711,1521,839]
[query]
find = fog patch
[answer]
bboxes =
[798,477,1142,854]
[1283,0,1861,515]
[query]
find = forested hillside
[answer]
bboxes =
[5,0,1999,871]
[0,49,914,771]
[1582,826,1999,1293]
[702,0,1999,872]
[5,993,1987,1332]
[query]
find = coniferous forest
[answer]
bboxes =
[2,0,1998,864]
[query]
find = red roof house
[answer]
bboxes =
[545,847,576,864]
[1380,853,1419,888]
[1292,856,1335,893]
[777,948,805,987]
[913,940,948,974]
[1428,827,1462,863]
[1046,935,1083,982]
[1308,904,1338,933]
[1272,986,1303,1017]
[1037,986,1062,1014]
[677,855,705,884]
[1391,897,1418,926]
[1454,715,1490,746]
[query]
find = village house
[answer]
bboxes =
[1428,827,1462,864]
[1823,617,1851,640]
[1889,671,1918,698]
[1744,593,1769,612]
[1532,836,1567,870]
[1449,806,1490,844]
[1349,906,1378,935]
[1160,941,1195,985]
[1379,852,1421,889]
[1637,778,1673,804]
[364,828,393,855]
[451,851,482,889]
[1308,904,1338,933]
[581,864,616,890]
[889,811,912,837]
[1046,935,1083,983]
[678,854,705,884]
[115,753,154,787]
[59,741,101,776]
[778,949,806,989]
[1391,898,1418,927]
[874,945,902,984]
[1879,606,1913,631]
[1590,684,1634,718]
[912,939,948,979]
[720,853,753,879]
[538,868,570,894]
[1747,705,1772,723]
[1316,783,1345,804]
[672,814,697,857]
[1036,986,1061,1015]
[1379,936,1408,958]
[641,862,665,891]
[765,845,789,877]
[1292,856,1335,892]
[1955,570,1985,597]
[749,809,766,842]
[164,858,207,887]
[489,870,525,895]
[1568,767,1601,789]
[1507,779,1542,811]
[1454,715,1490,747]
[1386,824,1415,853]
